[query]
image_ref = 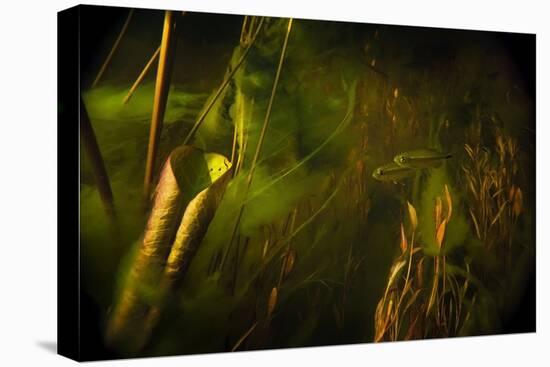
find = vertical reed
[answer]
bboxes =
[143,10,178,201]
[123,46,161,104]
[91,9,134,88]
[80,98,116,222]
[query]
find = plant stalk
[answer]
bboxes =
[80,98,116,222]
[219,18,294,272]
[143,10,178,201]
[92,9,134,88]
[123,46,161,104]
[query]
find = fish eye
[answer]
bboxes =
[378,169,384,176]
[399,156,406,163]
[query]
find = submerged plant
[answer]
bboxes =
[77,8,534,357]
[462,135,523,266]
[374,187,475,341]
[106,146,233,353]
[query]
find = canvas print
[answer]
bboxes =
[58,4,535,361]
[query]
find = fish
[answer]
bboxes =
[372,162,417,182]
[393,149,452,169]
[205,153,231,182]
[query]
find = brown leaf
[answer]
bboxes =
[381,260,407,304]
[267,287,278,319]
[490,201,508,227]
[444,184,452,222]
[403,289,422,315]
[375,298,394,342]
[405,312,421,340]
[400,222,408,254]
[416,257,425,287]
[469,209,481,239]
[464,144,474,160]
[387,260,407,291]
[508,185,516,202]
[436,219,447,250]
[262,238,269,259]
[426,268,439,316]
[467,176,478,201]
[407,201,418,231]
[283,249,297,278]
[513,188,523,218]
[434,196,442,230]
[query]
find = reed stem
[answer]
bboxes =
[143,10,178,201]
[248,19,293,179]
[80,98,116,221]
[123,46,161,104]
[91,9,134,88]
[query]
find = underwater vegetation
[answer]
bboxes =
[78,6,535,359]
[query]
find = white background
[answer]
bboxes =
[0,0,547,365]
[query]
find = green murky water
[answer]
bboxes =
[78,6,535,359]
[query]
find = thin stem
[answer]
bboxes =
[230,114,239,169]
[247,19,293,178]
[92,9,134,88]
[398,231,415,310]
[182,18,265,146]
[80,98,116,222]
[123,46,161,104]
[240,16,249,46]
[219,19,294,272]
[245,106,353,205]
[231,321,258,352]
[233,171,346,300]
[278,208,297,288]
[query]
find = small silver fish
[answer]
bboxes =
[372,162,417,182]
[394,149,452,169]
